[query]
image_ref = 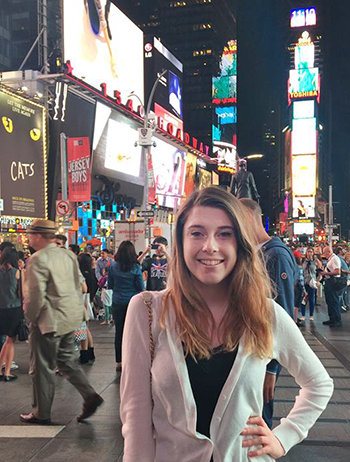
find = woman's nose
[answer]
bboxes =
[202,236,218,253]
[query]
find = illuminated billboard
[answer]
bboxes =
[292,196,315,218]
[293,100,315,119]
[212,171,220,186]
[292,155,317,196]
[295,32,315,69]
[144,36,183,121]
[154,103,184,134]
[0,88,47,219]
[291,8,317,28]
[92,102,144,190]
[292,118,317,155]
[63,0,144,102]
[183,153,197,200]
[198,168,212,190]
[294,222,315,235]
[212,40,237,150]
[152,138,186,209]
[215,107,237,125]
[105,119,141,177]
[289,68,319,97]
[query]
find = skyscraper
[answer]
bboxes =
[114,0,237,152]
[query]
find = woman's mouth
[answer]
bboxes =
[198,259,223,267]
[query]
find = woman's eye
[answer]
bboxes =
[219,232,233,237]
[190,231,203,237]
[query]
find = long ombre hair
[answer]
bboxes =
[162,187,274,360]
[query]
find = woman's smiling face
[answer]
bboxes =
[183,206,238,288]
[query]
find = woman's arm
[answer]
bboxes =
[271,303,333,454]
[120,294,155,462]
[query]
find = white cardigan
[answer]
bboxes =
[120,291,333,462]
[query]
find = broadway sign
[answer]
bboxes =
[67,137,91,202]
[0,87,47,218]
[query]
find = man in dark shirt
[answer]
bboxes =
[240,199,298,429]
[140,237,170,291]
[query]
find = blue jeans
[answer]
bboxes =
[324,280,342,323]
[262,363,282,429]
[302,284,316,317]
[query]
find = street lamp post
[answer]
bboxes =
[129,69,168,246]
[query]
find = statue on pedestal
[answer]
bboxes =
[230,159,260,202]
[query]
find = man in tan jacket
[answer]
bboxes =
[20,220,103,424]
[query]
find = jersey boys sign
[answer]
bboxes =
[0,88,47,218]
[67,137,91,202]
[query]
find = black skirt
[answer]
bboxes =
[0,307,23,337]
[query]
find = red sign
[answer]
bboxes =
[67,137,91,202]
[147,148,156,204]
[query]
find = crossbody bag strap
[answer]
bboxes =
[142,292,155,409]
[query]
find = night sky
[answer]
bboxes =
[237,0,350,236]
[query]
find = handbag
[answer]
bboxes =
[17,319,29,342]
[17,270,29,342]
[309,278,317,289]
[142,292,155,410]
[84,293,95,321]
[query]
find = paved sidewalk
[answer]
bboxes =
[0,298,349,462]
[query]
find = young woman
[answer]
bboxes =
[108,241,144,371]
[120,187,333,462]
[77,252,98,364]
[0,247,22,381]
[302,247,322,320]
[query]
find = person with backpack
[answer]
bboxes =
[240,198,298,429]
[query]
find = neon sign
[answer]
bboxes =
[291,8,317,28]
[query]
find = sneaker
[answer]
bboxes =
[2,361,19,371]
[341,306,347,312]
[310,316,314,321]
[300,316,306,321]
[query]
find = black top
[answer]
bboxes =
[185,345,238,439]
[82,269,98,302]
[142,257,168,291]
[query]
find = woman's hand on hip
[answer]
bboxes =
[241,415,285,459]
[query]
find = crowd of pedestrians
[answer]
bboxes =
[0,186,345,461]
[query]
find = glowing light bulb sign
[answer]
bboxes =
[291,8,317,28]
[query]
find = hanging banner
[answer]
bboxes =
[67,137,91,202]
[147,147,156,204]
[0,88,47,219]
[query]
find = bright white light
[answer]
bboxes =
[293,101,315,119]
[294,222,315,235]
[292,155,317,196]
[105,119,141,177]
[93,102,112,150]
[292,118,317,155]
[292,196,316,218]
[63,0,144,103]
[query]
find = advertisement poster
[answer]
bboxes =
[144,36,183,122]
[292,196,315,218]
[104,119,142,177]
[292,118,317,155]
[67,137,91,202]
[183,153,197,199]
[292,155,317,196]
[0,88,47,218]
[152,138,186,209]
[289,68,319,95]
[63,0,144,102]
[212,40,237,148]
[198,168,212,190]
